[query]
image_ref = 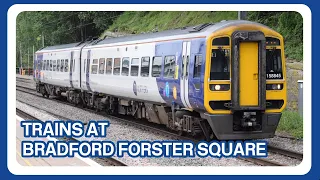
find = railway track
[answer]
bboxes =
[268,145,303,160]
[16,78,302,166]
[16,108,127,166]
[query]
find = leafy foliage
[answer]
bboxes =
[109,11,303,61]
[16,11,303,68]
[247,11,303,61]
[16,11,122,67]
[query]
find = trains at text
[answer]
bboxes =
[33,20,287,140]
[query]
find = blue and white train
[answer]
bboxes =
[34,20,287,140]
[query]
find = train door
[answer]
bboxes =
[231,31,266,110]
[69,51,74,88]
[47,59,52,82]
[189,54,202,108]
[239,42,259,106]
[34,53,43,80]
[180,41,192,109]
[73,51,81,89]
[85,50,92,92]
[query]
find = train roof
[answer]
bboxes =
[94,22,215,46]
[36,20,274,53]
[39,42,82,51]
[90,20,273,47]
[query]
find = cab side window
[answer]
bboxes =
[193,55,202,78]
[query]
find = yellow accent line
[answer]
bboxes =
[16,150,32,166]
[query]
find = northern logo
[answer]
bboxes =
[133,81,137,96]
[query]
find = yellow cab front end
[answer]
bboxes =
[203,23,287,140]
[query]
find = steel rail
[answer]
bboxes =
[268,145,303,160]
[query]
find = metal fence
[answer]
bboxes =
[297,80,303,116]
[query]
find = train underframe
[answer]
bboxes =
[36,82,281,140]
[36,82,213,140]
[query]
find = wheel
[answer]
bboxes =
[177,130,184,136]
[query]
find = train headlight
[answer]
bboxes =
[210,84,230,91]
[266,84,283,90]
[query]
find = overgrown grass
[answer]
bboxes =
[107,11,237,34]
[277,110,303,139]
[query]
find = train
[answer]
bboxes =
[33,20,287,140]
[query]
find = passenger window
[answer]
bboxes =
[43,60,46,70]
[61,60,64,72]
[84,59,86,73]
[99,58,105,74]
[210,49,230,80]
[47,60,50,71]
[40,61,43,70]
[121,57,130,76]
[50,60,52,71]
[140,57,150,77]
[65,59,69,72]
[53,60,56,71]
[130,58,139,76]
[106,58,113,74]
[91,64,98,74]
[194,55,202,78]
[93,59,98,64]
[57,60,60,71]
[152,56,162,77]
[113,58,121,75]
[164,56,175,78]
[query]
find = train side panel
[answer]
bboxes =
[85,43,166,103]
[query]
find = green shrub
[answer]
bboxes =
[277,110,303,139]
[247,12,303,61]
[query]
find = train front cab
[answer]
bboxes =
[203,24,287,140]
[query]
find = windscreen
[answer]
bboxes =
[266,49,283,79]
[210,49,230,80]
